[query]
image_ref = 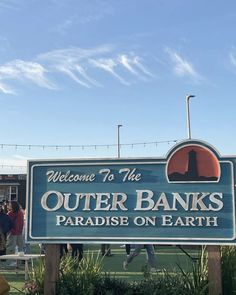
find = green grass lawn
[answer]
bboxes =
[0,245,199,294]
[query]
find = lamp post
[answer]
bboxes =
[117,124,122,158]
[186,95,195,139]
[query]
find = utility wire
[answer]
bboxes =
[0,139,179,150]
[0,139,179,169]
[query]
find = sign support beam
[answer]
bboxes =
[207,245,222,295]
[44,244,60,295]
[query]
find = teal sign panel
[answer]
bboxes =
[26,140,236,244]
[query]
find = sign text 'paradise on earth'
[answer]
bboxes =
[26,139,236,245]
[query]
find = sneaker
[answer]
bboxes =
[123,260,128,271]
[105,253,114,257]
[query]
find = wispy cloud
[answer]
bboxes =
[38,46,110,88]
[53,1,114,34]
[119,55,139,75]
[39,46,154,87]
[0,45,154,94]
[118,54,154,79]
[55,65,92,88]
[53,15,78,35]
[75,64,102,87]
[0,60,56,93]
[55,10,109,34]
[89,58,130,85]
[0,0,21,10]
[0,36,11,52]
[0,82,15,94]
[79,10,110,25]
[89,53,154,85]
[229,52,236,67]
[38,45,112,62]
[165,48,202,81]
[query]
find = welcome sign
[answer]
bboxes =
[26,139,236,244]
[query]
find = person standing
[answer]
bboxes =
[0,225,6,256]
[123,244,157,271]
[60,244,68,258]
[125,244,131,256]
[7,201,24,265]
[101,244,113,257]
[70,244,83,261]
[0,203,12,256]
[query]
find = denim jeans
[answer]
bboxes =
[7,233,24,254]
[126,244,156,268]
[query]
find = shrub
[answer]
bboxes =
[221,246,236,294]
[23,247,210,295]
[23,258,45,295]
[176,246,208,295]
[131,268,193,295]
[57,251,103,295]
[94,274,132,295]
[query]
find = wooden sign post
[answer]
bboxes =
[44,244,60,295]
[208,245,222,295]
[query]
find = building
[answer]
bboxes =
[0,174,27,209]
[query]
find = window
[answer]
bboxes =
[9,186,18,201]
[0,185,19,202]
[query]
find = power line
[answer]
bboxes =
[0,139,179,170]
[0,139,179,151]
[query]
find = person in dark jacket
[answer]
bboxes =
[0,225,6,256]
[0,203,13,256]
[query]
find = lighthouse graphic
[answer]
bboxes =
[168,145,220,182]
[186,150,198,180]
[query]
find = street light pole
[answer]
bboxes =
[117,124,122,158]
[186,95,195,139]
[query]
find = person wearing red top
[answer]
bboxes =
[7,201,24,261]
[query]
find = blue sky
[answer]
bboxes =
[0,0,236,173]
